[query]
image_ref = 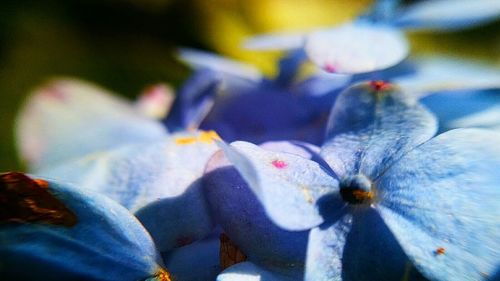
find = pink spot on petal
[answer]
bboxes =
[324,63,337,73]
[272,160,287,169]
[41,85,66,102]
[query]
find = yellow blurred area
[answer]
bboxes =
[194,0,499,74]
[195,0,371,75]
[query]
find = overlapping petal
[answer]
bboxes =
[217,141,338,231]
[394,57,500,97]
[305,22,408,74]
[421,89,500,131]
[306,209,426,281]
[0,172,167,281]
[37,131,220,252]
[243,33,306,51]
[322,81,437,179]
[16,79,167,170]
[393,0,500,31]
[376,129,500,281]
[217,262,295,281]
[204,143,314,272]
[162,234,220,281]
[164,69,222,131]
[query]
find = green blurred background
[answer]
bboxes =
[0,0,498,171]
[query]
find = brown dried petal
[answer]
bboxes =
[0,172,77,227]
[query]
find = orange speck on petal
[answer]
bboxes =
[175,131,221,145]
[370,80,391,91]
[34,179,49,189]
[220,233,247,270]
[435,247,446,255]
[199,130,221,143]
[155,268,173,281]
[175,137,198,145]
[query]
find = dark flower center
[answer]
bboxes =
[339,174,374,205]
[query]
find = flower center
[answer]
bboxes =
[339,174,374,204]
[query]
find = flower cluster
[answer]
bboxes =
[1,1,500,281]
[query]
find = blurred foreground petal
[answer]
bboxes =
[16,79,167,170]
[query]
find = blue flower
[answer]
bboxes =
[0,172,171,281]
[175,49,344,145]
[15,79,220,259]
[216,81,500,280]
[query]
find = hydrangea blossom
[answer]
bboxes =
[216,81,500,281]
[15,78,221,272]
[179,48,500,143]
[177,49,348,145]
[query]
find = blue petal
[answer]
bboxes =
[200,85,329,145]
[363,0,401,22]
[16,78,168,170]
[393,0,500,31]
[305,215,352,281]
[243,32,305,51]
[204,144,314,270]
[321,81,437,179]
[394,57,500,97]
[376,128,500,281]
[421,89,500,131]
[164,69,222,131]
[275,50,307,86]
[177,48,263,87]
[162,235,220,281]
[37,131,220,252]
[294,73,351,98]
[217,262,297,281]
[305,22,408,74]
[204,141,336,273]
[306,210,426,281]
[217,141,337,231]
[0,173,165,281]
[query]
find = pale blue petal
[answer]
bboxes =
[393,0,500,31]
[294,73,351,98]
[218,141,338,231]
[394,57,500,97]
[306,210,426,281]
[37,131,219,252]
[243,32,305,51]
[364,0,401,22]
[421,89,500,131]
[162,235,220,281]
[305,22,408,74]
[321,82,437,179]
[305,215,352,281]
[16,78,168,170]
[376,129,500,281]
[217,262,296,281]
[204,144,315,270]
[0,173,164,281]
[178,48,263,83]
